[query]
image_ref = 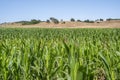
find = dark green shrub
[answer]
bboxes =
[46,20,50,23]
[77,20,81,22]
[106,18,112,21]
[50,17,59,24]
[22,21,31,25]
[100,19,104,21]
[30,19,40,24]
[70,18,75,22]
[84,19,94,23]
[21,19,40,25]
[61,21,65,24]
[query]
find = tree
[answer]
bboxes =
[70,18,75,22]
[77,20,81,22]
[21,21,30,25]
[46,20,50,23]
[84,19,94,23]
[84,19,90,23]
[30,19,40,24]
[100,19,104,21]
[21,19,40,25]
[106,18,112,21]
[50,17,59,24]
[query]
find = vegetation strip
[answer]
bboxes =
[0,28,120,80]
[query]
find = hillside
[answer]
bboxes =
[0,20,120,28]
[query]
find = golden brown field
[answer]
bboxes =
[1,20,120,28]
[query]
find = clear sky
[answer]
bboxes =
[0,0,120,23]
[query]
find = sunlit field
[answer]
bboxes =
[0,28,120,80]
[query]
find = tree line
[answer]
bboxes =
[14,17,120,25]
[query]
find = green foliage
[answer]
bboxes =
[70,18,75,22]
[0,28,120,80]
[106,18,120,21]
[100,18,104,21]
[77,20,81,22]
[21,19,41,25]
[84,19,94,23]
[46,20,50,23]
[30,19,40,24]
[50,17,59,24]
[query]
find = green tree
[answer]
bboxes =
[46,20,50,23]
[50,17,59,24]
[70,18,75,22]
[84,19,94,23]
[30,19,40,24]
[77,20,81,22]
[100,19,104,21]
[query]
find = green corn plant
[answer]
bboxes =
[0,28,120,80]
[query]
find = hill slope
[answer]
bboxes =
[0,20,120,28]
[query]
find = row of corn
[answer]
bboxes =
[0,28,120,80]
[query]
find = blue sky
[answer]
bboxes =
[0,0,120,23]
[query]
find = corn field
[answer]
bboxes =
[0,28,120,80]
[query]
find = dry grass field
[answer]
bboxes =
[0,20,120,28]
